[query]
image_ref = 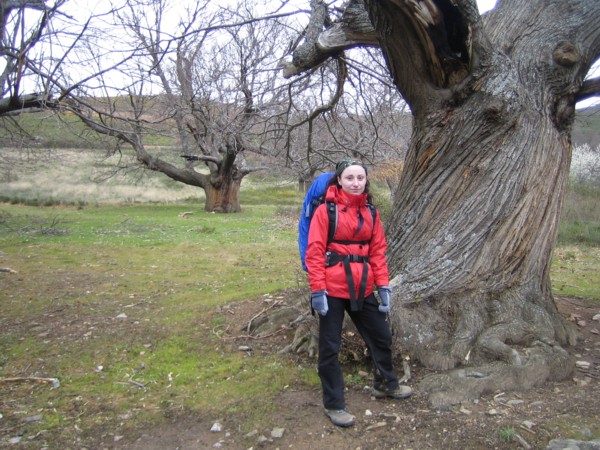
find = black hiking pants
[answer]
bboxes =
[318,293,399,410]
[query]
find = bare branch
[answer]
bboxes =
[576,76,600,103]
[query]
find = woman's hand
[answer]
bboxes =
[378,286,392,313]
[311,290,329,316]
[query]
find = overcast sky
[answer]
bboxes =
[51,0,598,108]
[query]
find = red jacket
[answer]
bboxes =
[306,185,390,299]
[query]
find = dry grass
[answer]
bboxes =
[0,147,202,204]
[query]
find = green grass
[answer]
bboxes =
[551,246,600,298]
[0,198,315,445]
[559,184,600,247]
[498,426,517,442]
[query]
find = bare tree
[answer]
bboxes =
[285,0,600,405]
[282,40,410,189]
[57,0,304,212]
[0,0,67,115]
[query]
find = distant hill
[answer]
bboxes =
[574,103,600,148]
[1,104,599,150]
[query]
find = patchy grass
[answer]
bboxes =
[559,184,600,247]
[552,246,600,299]
[0,200,312,446]
[545,415,600,441]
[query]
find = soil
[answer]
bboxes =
[2,291,599,450]
[121,294,600,450]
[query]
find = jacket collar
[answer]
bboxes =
[325,185,367,208]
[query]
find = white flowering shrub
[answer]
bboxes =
[571,144,600,187]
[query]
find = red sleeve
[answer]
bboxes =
[368,210,390,286]
[305,204,329,292]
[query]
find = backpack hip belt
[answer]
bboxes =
[325,251,370,312]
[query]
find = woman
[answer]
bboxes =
[305,160,412,427]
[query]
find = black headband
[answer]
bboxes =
[335,159,366,178]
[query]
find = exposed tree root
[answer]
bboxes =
[385,284,578,405]
[419,342,574,408]
[391,285,577,372]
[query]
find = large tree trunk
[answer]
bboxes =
[366,0,598,402]
[284,0,600,406]
[133,143,245,213]
[386,87,576,371]
[205,177,242,213]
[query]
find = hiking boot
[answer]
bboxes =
[372,385,413,400]
[324,409,355,427]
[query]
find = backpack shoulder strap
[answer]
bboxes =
[327,202,378,245]
[326,200,337,244]
[367,203,377,232]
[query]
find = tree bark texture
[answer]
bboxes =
[288,0,600,399]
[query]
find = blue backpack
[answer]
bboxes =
[298,172,334,271]
[298,172,376,271]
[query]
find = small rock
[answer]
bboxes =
[459,407,472,415]
[521,420,536,430]
[573,377,591,387]
[487,409,504,416]
[507,399,525,406]
[365,409,373,416]
[244,430,258,438]
[592,313,600,321]
[546,439,600,450]
[210,422,222,432]
[381,412,400,422]
[8,437,21,444]
[23,415,42,423]
[116,313,128,319]
[576,360,592,370]
[271,427,285,439]
[238,345,252,352]
[257,435,270,443]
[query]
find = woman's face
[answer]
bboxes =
[338,165,367,195]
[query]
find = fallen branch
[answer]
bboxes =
[513,433,532,449]
[226,326,289,341]
[0,376,60,388]
[114,379,148,391]
[0,267,18,274]
[127,379,148,390]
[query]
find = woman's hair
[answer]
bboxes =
[328,159,373,203]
